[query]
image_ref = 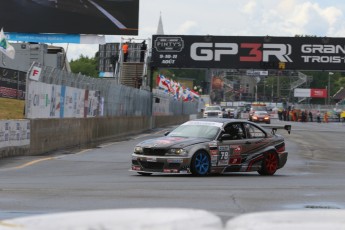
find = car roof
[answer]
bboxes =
[184,118,271,135]
[190,118,258,126]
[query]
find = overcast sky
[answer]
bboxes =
[65,0,345,61]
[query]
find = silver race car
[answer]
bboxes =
[131,118,291,176]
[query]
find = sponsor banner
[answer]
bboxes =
[26,81,99,118]
[29,66,42,81]
[294,88,310,97]
[151,35,345,70]
[311,88,327,98]
[0,120,30,148]
[246,70,268,76]
[0,67,26,99]
[99,72,114,78]
[294,88,327,98]
[7,33,106,44]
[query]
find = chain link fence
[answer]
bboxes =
[26,62,198,118]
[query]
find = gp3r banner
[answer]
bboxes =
[151,35,345,70]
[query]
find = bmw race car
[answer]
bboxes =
[131,118,291,176]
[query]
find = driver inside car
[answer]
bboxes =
[224,124,243,140]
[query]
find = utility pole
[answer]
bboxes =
[328,72,334,105]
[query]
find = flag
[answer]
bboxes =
[190,89,200,101]
[156,74,169,92]
[0,28,15,59]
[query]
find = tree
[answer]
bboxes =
[70,54,98,78]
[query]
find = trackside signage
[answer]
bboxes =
[151,35,345,70]
[294,88,327,98]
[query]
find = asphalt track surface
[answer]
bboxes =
[0,120,344,224]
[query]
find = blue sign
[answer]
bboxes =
[6,33,81,43]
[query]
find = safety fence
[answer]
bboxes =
[25,62,198,119]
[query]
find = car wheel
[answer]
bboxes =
[137,172,152,176]
[258,151,278,175]
[190,151,210,176]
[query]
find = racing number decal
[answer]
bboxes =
[218,151,229,166]
[218,145,242,165]
[220,151,229,160]
[218,146,230,166]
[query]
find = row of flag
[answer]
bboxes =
[0,28,15,59]
[156,74,200,101]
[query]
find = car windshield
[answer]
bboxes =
[252,106,267,111]
[168,122,221,139]
[256,111,268,115]
[205,106,221,111]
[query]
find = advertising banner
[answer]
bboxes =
[294,88,327,98]
[0,67,26,99]
[26,81,100,118]
[310,88,327,98]
[151,35,345,70]
[0,120,30,148]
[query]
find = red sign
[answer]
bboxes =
[311,89,327,98]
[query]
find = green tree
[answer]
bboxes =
[70,54,99,78]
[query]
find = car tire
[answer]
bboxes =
[258,151,278,176]
[190,151,210,176]
[137,172,152,176]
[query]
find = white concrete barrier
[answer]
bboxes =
[225,210,345,230]
[0,208,223,230]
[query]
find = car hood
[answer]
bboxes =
[137,136,209,149]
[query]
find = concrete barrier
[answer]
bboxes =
[0,208,223,230]
[1,115,191,158]
[225,210,345,230]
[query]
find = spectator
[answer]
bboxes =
[122,42,129,62]
[140,40,147,62]
[308,111,313,122]
[301,111,306,122]
[316,111,321,123]
[278,109,283,120]
[282,109,287,121]
[341,110,345,122]
[324,112,329,123]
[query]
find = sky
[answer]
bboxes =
[64,0,345,61]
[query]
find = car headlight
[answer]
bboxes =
[166,148,188,156]
[134,146,143,154]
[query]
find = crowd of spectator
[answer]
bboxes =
[277,108,342,123]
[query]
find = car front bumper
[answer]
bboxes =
[131,154,192,174]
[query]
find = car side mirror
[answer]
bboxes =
[164,131,170,136]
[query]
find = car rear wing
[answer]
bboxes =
[261,124,291,135]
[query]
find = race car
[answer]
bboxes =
[203,105,223,118]
[131,118,291,176]
[251,111,271,124]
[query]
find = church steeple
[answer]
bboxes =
[156,12,164,34]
